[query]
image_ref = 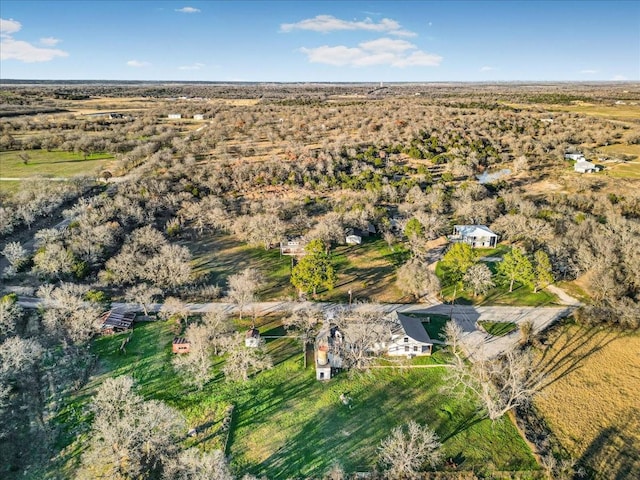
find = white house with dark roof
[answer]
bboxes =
[314,312,436,380]
[387,312,434,357]
[450,225,498,248]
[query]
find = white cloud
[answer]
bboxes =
[280,14,416,37]
[175,7,200,13]
[40,37,61,46]
[0,18,68,62]
[179,62,205,70]
[1,37,68,62]
[612,75,628,81]
[127,60,151,67]
[0,18,21,36]
[299,37,442,68]
[480,66,495,72]
[580,69,598,74]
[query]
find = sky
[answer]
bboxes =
[0,1,638,82]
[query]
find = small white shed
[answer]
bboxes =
[346,234,362,245]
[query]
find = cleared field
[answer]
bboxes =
[597,143,640,158]
[534,325,640,478]
[187,234,410,303]
[0,149,114,178]
[603,161,640,179]
[502,102,640,122]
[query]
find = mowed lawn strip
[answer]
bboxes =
[0,149,114,178]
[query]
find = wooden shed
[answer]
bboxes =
[172,337,190,354]
[100,310,136,335]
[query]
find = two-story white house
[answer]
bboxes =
[450,225,498,248]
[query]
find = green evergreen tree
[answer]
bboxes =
[497,248,534,292]
[534,250,554,293]
[291,239,336,296]
[404,218,425,240]
[440,243,477,286]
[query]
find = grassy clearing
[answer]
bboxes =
[435,263,559,307]
[230,351,536,479]
[597,143,640,158]
[478,321,517,337]
[603,161,640,179]
[187,234,409,303]
[0,149,114,178]
[0,180,20,195]
[324,237,409,303]
[534,325,640,478]
[555,280,592,304]
[185,233,295,300]
[53,318,537,479]
[502,102,640,122]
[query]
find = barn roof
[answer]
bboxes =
[100,310,135,330]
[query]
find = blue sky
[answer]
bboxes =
[1,1,638,81]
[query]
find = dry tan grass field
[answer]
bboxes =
[534,325,640,478]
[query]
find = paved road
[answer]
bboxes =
[17,296,573,361]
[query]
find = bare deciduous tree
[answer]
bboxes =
[172,324,215,390]
[222,334,272,382]
[125,284,162,317]
[0,294,23,336]
[163,448,234,480]
[396,259,441,301]
[38,283,103,344]
[283,307,322,368]
[1,241,28,275]
[463,263,494,297]
[226,268,262,320]
[333,306,393,372]
[442,321,545,421]
[378,420,442,477]
[78,376,185,480]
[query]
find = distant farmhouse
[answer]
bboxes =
[193,114,205,120]
[168,114,182,119]
[574,159,598,173]
[314,312,435,381]
[450,225,498,248]
[565,153,585,162]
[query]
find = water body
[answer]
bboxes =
[477,168,511,184]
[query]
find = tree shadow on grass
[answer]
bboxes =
[533,325,622,389]
[576,410,640,480]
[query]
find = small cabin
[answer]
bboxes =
[245,327,261,348]
[168,114,182,119]
[172,337,190,354]
[193,114,205,120]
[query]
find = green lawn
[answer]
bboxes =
[323,236,410,303]
[187,234,410,303]
[435,263,559,307]
[478,321,517,337]
[185,233,295,300]
[52,319,537,479]
[0,149,114,178]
